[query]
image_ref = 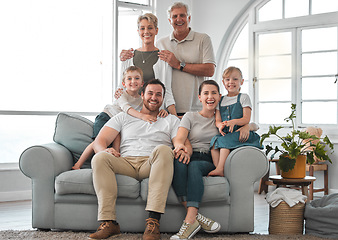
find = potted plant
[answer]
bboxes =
[260,104,334,178]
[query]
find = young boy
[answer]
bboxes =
[72,66,167,169]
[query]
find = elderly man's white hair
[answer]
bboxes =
[167,2,191,18]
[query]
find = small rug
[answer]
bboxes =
[0,230,328,240]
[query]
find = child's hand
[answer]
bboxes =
[114,88,124,99]
[158,109,168,118]
[71,165,80,170]
[225,119,237,133]
[104,147,121,157]
[141,114,157,123]
[217,121,227,136]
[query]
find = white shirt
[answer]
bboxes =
[105,113,180,157]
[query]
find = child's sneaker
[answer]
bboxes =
[170,220,201,240]
[196,213,221,233]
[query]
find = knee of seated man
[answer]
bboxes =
[152,145,174,162]
[91,151,112,169]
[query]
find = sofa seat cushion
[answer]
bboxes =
[140,176,230,205]
[55,169,140,199]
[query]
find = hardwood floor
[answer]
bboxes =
[0,193,269,233]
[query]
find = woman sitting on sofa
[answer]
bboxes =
[170,80,259,240]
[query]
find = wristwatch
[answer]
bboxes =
[180,61,186,71]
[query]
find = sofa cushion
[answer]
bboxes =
[55,169,140,199]
[140,176,230,205]
[53,112,94,168]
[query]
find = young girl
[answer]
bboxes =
[208,67,263,177]
[72,66,168,169]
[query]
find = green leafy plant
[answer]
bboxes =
[260,104,334,172]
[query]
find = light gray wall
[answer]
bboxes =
[0,167,31,202]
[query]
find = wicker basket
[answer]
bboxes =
[269,201,305,235]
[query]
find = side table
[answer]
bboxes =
[269,175,316,199]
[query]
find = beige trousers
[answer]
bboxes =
[92,145,174,221]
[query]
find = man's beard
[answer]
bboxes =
[143,100,161,112]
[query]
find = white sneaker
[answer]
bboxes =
[170,220,201,240]
[196,213,221,233]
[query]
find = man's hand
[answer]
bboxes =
[158,109,168,118]
[104,147,121,157]
[120,48,134,61]
[158,50,180,69]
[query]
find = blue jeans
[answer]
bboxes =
[172,152,215,208]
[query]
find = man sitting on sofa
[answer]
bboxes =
[89,79,189,240]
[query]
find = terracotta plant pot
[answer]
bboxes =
[281,155,306,179]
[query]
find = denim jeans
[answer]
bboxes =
[172,151,215,208]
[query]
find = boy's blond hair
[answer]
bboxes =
[122,66,144,83]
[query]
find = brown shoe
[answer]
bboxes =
[143,218,161,240]
[89,221,120,239]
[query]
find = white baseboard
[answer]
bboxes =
[0,190,32,202]
[329,189,338,194]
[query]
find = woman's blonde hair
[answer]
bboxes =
[122,66,143,83]
[137,13,158,29]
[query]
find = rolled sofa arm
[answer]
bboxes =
[19,142,73,229]
[224,146,268,232]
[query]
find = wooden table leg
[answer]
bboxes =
[301,185,309,199]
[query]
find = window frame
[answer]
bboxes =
[216,0,338,139]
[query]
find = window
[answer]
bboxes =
[0,0,152,164]
[218,0,338,129]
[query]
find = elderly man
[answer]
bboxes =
[120,2,216,116]
[89,79,189,240]
[157,2,216,116]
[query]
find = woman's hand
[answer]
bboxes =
[157,109,168,118]
[120,48,134,61]
[104,147,121,157]
[175,149,190,164]
[236,124,250,142]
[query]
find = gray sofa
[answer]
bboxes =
[19,112,268,233]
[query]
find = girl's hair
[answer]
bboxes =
[222,66,243,79]
[199,80,220,95]
[167,2,190,18]
[122,66,143,82]
[137,13,158,29]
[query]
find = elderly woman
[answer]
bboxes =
[118,13,177,117]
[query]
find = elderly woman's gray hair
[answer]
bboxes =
[167,2,190,18]
[137,13,158,29]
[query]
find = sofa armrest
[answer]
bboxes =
[19,142,73,229]
[20,142,73,179]
[224,146,268,232]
